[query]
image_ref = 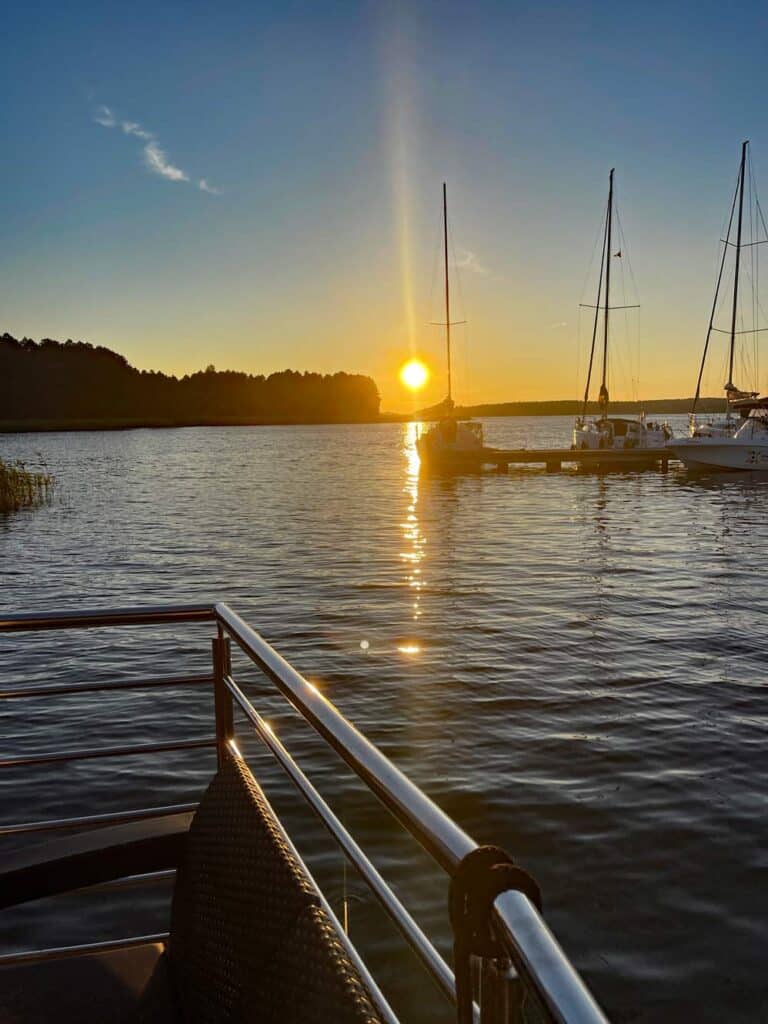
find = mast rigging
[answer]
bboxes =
[443,182,452,405]
[599,168,615,413]
[727,140,748,390]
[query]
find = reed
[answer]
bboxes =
[0,457,55,513]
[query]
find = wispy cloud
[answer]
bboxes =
[144,140,189,182]
[93,105,220,195]
[549,321,568,329]
[121,120,153,141]
[94,105,116,127]
[454,248,489,275]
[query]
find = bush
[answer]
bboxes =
[0,458,55,513]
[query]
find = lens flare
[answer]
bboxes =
[400,359,429,391]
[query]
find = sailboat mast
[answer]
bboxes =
[692,168,739,417]
[581,212,609,419]
[443,182,452,404]
[599,168,615,413]
[727,140,748,389]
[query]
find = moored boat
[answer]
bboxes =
[572,168,671,454]
[573,414,669,451]
[685,141,766,441]
[416,400,484,467]
[415,185,484,469]
[668,401,768,470]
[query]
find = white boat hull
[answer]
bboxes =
[668,438,768,471]
[572,417,670,452]
[669,416,768,470]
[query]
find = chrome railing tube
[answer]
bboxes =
[0,933,171,966]
[0,802,199,837]
[0,737,216,769]
[84,870,177,893]
[224,675,460,1008]
[0,674,213,700]
[493,891,608,1024]
[0,604,215,633]
[215,603,476,874]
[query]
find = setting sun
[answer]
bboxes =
[399,359,429,392]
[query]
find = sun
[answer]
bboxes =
[400,358,429,392]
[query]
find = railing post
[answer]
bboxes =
[212,635,233,767]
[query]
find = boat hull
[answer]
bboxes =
[415,420,485,470]
[667,439,768,471]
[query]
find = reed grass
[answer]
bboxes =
[0,457,55,513]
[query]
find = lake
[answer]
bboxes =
[1,416,766,1023]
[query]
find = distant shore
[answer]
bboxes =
[0,399,726,433]
[414,397,725,419]
[0,416,387,434]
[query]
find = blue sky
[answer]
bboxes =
[2,1,767,408]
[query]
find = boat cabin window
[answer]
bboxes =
[608,419,644,438]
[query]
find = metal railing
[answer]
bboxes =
[0,603,608,1024]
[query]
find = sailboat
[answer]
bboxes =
[415,184,484,468]
[668,140,768,469]
[572,168,671,452]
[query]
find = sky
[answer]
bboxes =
[2,0,768,411]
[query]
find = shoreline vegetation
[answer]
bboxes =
[1,334,381,430]
[0,458,54,513]
[1,333,724,433]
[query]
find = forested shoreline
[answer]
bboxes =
[0,334,381,429]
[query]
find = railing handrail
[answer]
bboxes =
[0,802,199,837]
[1,601,608,1023]
[213,602,607,1024]
[215,602,476,873]
[0,604,215,632]
[0,737,216,769]
[0,673,213,700]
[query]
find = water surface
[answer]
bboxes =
[1,417,766,1022]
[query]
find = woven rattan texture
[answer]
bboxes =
[169,755,382,1024]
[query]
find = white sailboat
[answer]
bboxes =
[572,168,671,452]
[669,140,768,470]
[416,184,484,469]
[668,403,768,470]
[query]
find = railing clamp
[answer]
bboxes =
[449,845,542,1024]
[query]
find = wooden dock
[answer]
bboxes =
[475,446,674,472]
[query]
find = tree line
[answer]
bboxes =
[0,334,381,428]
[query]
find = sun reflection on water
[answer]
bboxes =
[400,423,425,647]
[397,644,421,655]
